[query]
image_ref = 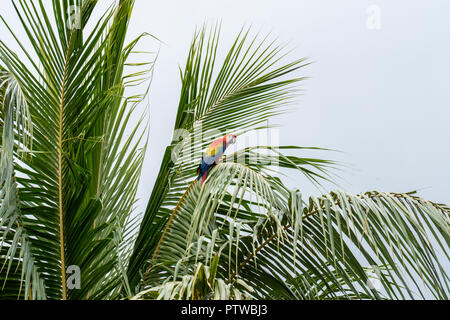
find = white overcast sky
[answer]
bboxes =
[1,0,449,214]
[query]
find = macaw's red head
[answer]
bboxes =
[225,134,237,146]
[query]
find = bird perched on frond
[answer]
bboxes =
[197,134,237,186]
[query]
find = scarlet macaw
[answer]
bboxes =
[197,134,237,186]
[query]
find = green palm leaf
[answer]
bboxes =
[0,0,153,299]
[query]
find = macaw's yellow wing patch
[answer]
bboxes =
[206,138,223,157]
[206,146,217,157]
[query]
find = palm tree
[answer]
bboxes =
[1,0,449,300]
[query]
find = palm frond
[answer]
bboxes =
[0,65,46,299]
[133,256,252,300]
[142,158,449,299]
[127,25,335,292]
[229,190,449,299]
[0,0,154,299]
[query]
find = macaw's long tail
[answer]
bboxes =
[197,169,209,187]
[197,159,213,187]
